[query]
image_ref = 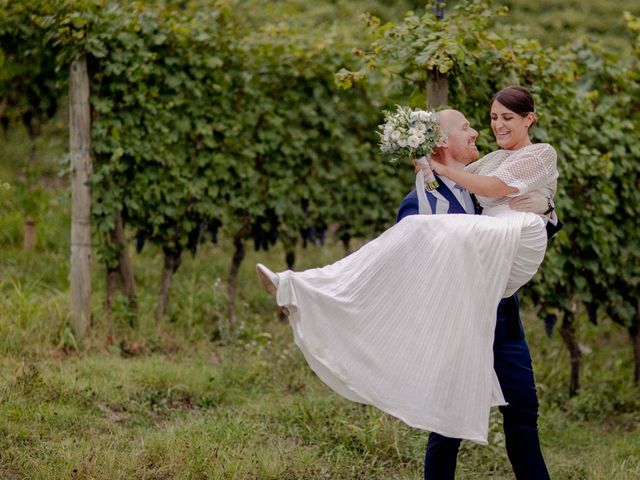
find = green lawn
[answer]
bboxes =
[1,232,639,478]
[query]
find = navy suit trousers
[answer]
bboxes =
[424,296,550,480]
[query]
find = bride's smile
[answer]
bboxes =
[490,100,536,151]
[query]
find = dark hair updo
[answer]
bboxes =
[490,85,537,127]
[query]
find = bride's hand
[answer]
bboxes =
[508,191,550,215]
[412,158,422,174]
[428,158,447,175]
[413,158,433,176]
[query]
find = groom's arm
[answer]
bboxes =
[398,189,564,238]
[545,215,563,239]
[396,190,420,223]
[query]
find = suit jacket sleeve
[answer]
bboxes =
[396,192,420,223]
[545,216,563,240]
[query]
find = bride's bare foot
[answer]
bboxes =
[256,263,278,297]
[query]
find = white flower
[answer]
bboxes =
[398,138,408,148]
[410,123,426,134]
[418,111,430,122]
[407,135,422,148]
[391,130,402,141]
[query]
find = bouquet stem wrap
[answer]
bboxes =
[415,156,439,215]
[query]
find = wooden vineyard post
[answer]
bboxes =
[69,56,92,337]
[426,71,448,109]
[23,215,36,250]
[427,2,448,109]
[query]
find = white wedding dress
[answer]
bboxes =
[274,143,558,444]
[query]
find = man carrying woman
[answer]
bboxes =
[258,86,558,478]
[399,91,557,479]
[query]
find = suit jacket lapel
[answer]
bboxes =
[429,174,466,214]
[470,193,483,215]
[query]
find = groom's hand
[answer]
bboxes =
[508,191,549,215]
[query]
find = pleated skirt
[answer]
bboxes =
[276,209,546,443]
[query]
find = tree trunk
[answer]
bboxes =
[105,268,118,318]
[629,301,640,384]
[341,234,352,256]
[156,249,181,319]
[0,97,8,138]
[24,118,43,165]
[630,325,640,384]
[29,135,38,165]
[285,249,295,270]
[559,310,581,397]
[69,56,92,337]
[1,117,9,138]
[0,96,7,119]
[227,229,247,324]
[426,71,448,108]
[111,213,137,309]
[23,215,36,250]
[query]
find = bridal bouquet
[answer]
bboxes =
[378,105,444,190]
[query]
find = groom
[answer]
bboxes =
[397,109,559,480]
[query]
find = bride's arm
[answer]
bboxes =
[429,160,517,197]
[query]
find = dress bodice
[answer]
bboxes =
[465,143,558,211]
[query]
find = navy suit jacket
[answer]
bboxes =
[396,176,562,341]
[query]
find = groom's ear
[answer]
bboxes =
[436,136,450,150]
[431,145,446,161]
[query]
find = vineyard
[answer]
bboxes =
[1,0,639,478]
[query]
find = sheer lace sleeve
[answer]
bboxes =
[492,144,557,197]
[464,150,499,175]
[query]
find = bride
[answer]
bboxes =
[256,85,558,444]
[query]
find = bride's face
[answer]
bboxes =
[490,101,534,151]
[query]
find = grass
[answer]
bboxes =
[1,230,639,479]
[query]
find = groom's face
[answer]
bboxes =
[440,110,479,165]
